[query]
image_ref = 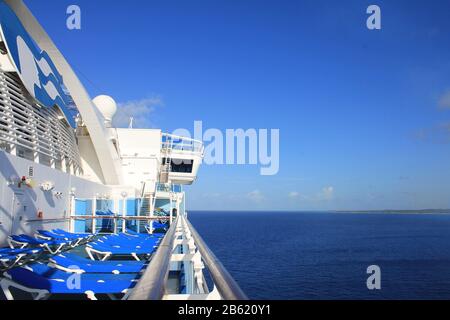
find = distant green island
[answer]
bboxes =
[334,209,450,214]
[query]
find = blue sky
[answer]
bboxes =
[26,0,450,211]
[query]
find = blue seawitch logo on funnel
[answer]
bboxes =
[0,1,76,127]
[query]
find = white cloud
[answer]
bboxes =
[112,96,163,128]
[202,192,221,198]
[413,123,450,144]
[438,90,450,110]
[247,190,264,203]
[288,191,300,199]
[320,186,334,200]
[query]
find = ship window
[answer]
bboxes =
[39,154,52,167]
[55,158,62,170]
[0,140,10,152]
[167,158,194,173]
[16,146,34,161]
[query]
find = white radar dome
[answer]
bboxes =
[93,95,117,121]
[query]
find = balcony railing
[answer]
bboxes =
[156,183,182,193]
[161,133,204,153]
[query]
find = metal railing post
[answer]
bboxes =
[183,216,248,300]
[127,217,179,300]
[128,215,248,300]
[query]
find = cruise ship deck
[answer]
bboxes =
[0,0,246,300]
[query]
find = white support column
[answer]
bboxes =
[136,198,141,234]
[113,199,118,234]
[183,192,187,217]
[50,157,55,169]
[122,198,126,233]
[92,196,97,234]
[164,215,213,300]
[69,194,76,232]
[149,194,154,218]
[192,251,206,294]
[169,195,173,225]
[61,156,68,173]
[69,161,75,175]
[176,193,182,217]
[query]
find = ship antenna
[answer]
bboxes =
[128,117,134,129]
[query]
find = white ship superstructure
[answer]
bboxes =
[0,0,246,300]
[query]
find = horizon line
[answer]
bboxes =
[187,208,450,213]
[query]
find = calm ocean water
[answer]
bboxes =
[189,211,450,300]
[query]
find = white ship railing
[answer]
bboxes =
[127,217,180,300]
[0,71,82,174]
[161,133,204,154]
[128,214,248,300]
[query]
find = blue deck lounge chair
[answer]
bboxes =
[85,242,158,261]
[8,235,70,254]
[0,248,42,256]
[85,235,159,261]
[49,253,147,274]
[113,234,163,248]
[119,231,165,243]
[0,255,23,269]
[95,235,161,253]
[0,263,139,300]
[0,248,42,269]
[126,228,165,238]
[35,230,85,247]
[52,229,95,242]
[145,222,169,234]
[98,233,161,247]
